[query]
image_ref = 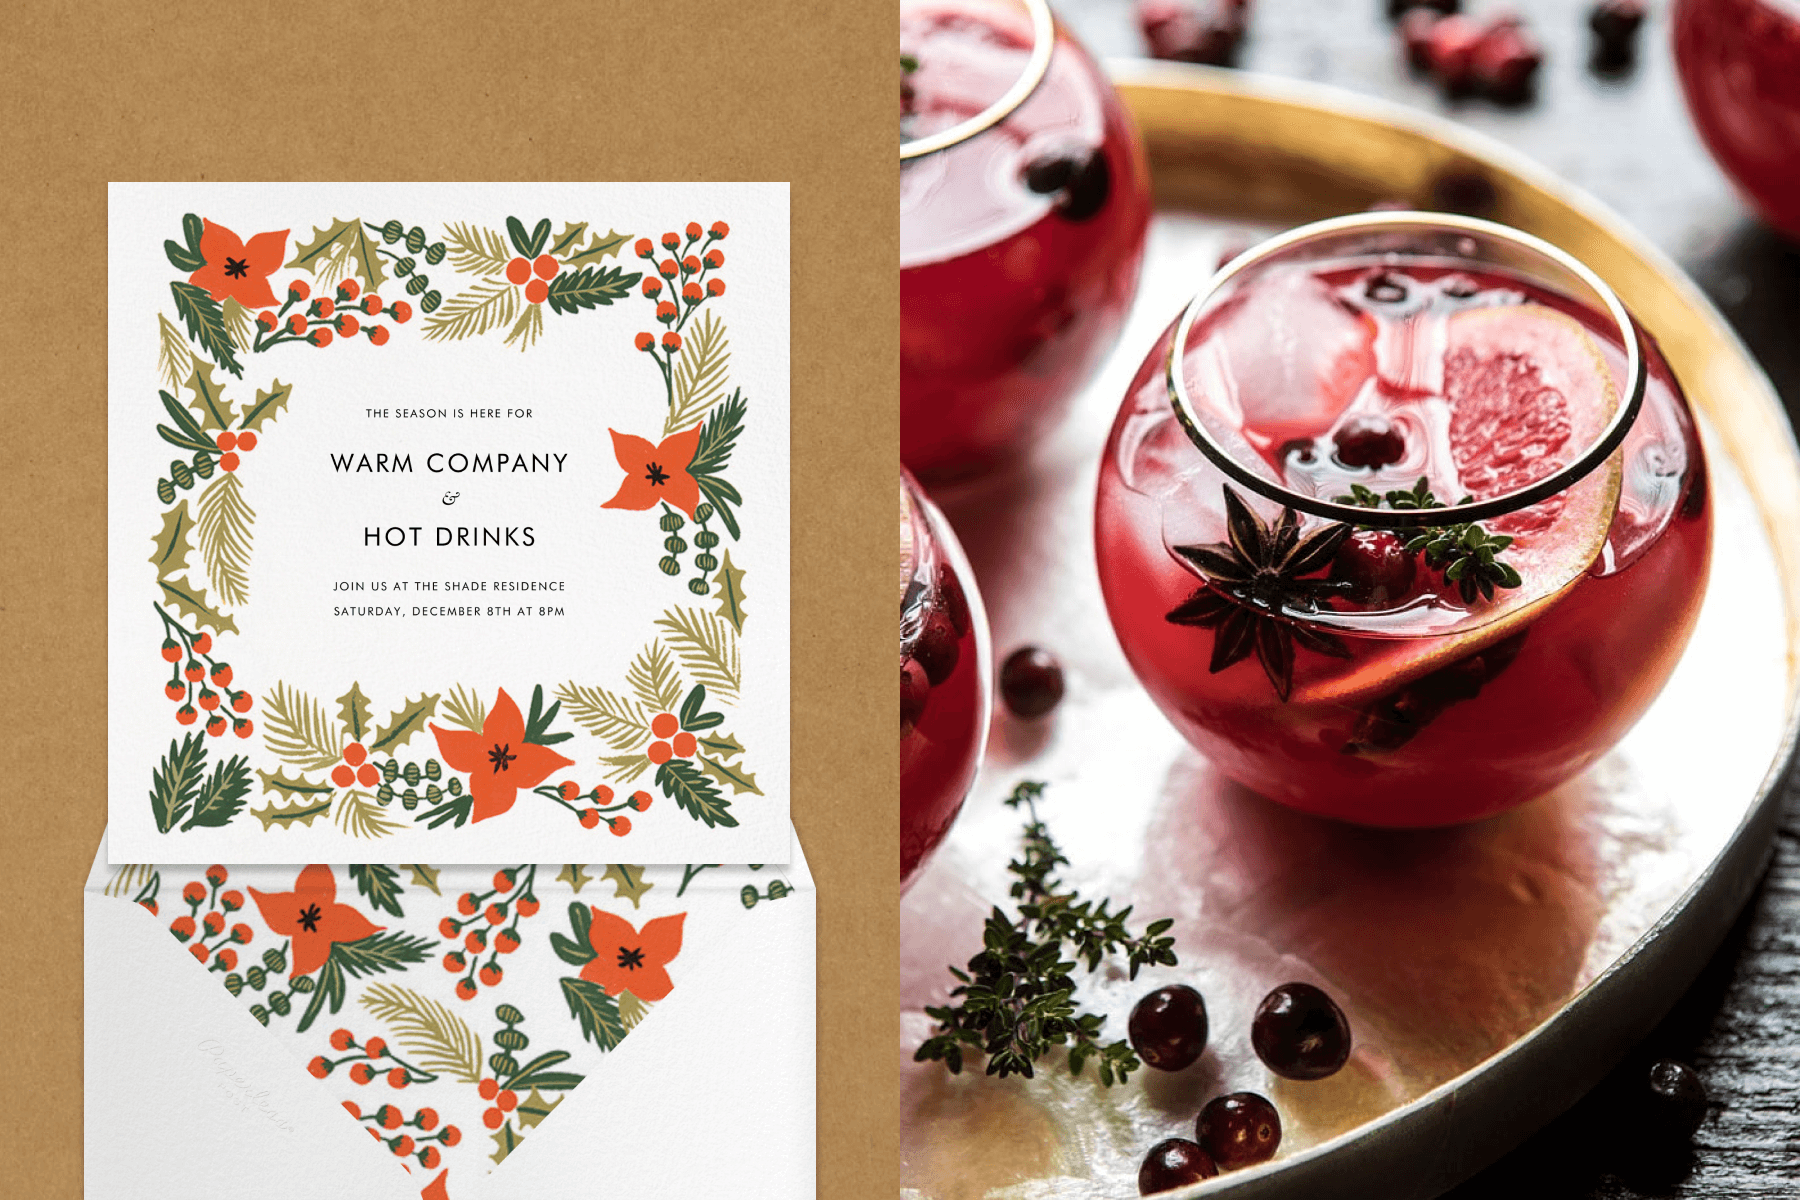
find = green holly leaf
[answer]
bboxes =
[337,683,374,744]
[149,501,195,579]
[250,796,333,829]
[699,755,762,797]
[490,1120,522,1165]
[559,976,626,1050]
[695,731,744,760]
[257,767,334,802]
[545,265,640,314]
[513,1087,563,1128]
[169,281,243,378]
[185,362,236,431]
[656,759,737,828]
[712,551,748,631]
[238,379,292,432]
[557,864,592,893]
[349,864,405,918]
[151,733,207,834]
[548,222,588,258]
[406,864,441,894]
[371,693,440,755]
[602,865,653,909]
[287,218,387,293]
[184,754,252,829]
[157,575,239,635]
[565,228,631,267]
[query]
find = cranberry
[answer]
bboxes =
[1196,1091,1282,1170]
[935,563,971,637]
[901,658,931,736]
[1430,167,1497,217]
[1128,984,1209,1072]
[911,610,962,686]
[1137,1138,1218,1194]
[1332,415,1406,469]
[1471,18,1542,104]
[1025,146,1111,222]
[1138,0,1245,68]
[1251,982,1351,1080]
[1640,1060,1708,1140]
[1400,9,1441,70]
[999,646,1065,719]
[1424,15,1483,93]
[1331,530,1418,605]
[1589,0,1644,69]
[1387,0,1457,16]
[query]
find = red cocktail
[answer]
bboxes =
[1674,0,1800,239]
[902,471,994,884]
[1095,215,1711,826]
[902,0,1151,484]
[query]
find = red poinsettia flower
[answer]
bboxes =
[601,426,701,518]
[187,220,289,309]
[579,908,684,1002]
[429,688,575,823]
[420,1170,449,1200]
[246,864,381,978]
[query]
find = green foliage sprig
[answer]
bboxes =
[914,782,1178,1086]
[1339,477,1522,603]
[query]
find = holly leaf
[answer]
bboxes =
[184,754,252,829]
[406,864,441,894]
[713,551,748,631]
[257,766,335,802]
[695,731,744,760]
[602,865,653,909]
[513,1088,563,1129]
[656,759,737,828]
[149,501,195,579]
[349,864,405,918]
[157,575,239,635]
[238,379,292,432]
[545,265,640,314]
[548,222,588,258]
[337,683,374,744]
[185,362,236,431]
[699,755,762,797]
[560,976,626,1050]
[287,218,386,293]
[169,281,243,378]
[151,733,207,834]
[250,796,333,829]
[490,1121,522,1165]
[557,864,593,893]
[371,693,440,755]
[566,228,630,267]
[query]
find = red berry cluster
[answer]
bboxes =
[633,220,728,358]
[213,429,257,473]
[1400,6,1542,102]
[308,1027,435,1088]
[477,1075,524,1130]
[644,710,696,766]
[254,278,412,350]
[343,1099,459,1170]
[1137,0,1248,67]
[166,865,254,968]
[330,741,383,790]
[441,868,541,1001]
[158,610,253,737]
[504,253,563,306]
[538,778,643,834]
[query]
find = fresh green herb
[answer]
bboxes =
[901,53,919,73]
[914,781,1179,1086]
[1338,477,1522,603]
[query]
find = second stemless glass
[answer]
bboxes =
[901,0,1151,484]
[1096,214,1712,827]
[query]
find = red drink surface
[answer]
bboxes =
[901,0,1150,484]
[1674,0,1800,239]
[901,475,992,883]
[1096,262,1711,826]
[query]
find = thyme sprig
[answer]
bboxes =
[914,781,1179,1086]
[1338,478,1522,603]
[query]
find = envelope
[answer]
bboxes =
[84,829,815,1199]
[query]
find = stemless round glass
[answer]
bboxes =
[1095,214,1713,827]
[1674,0,1800,240]
[901,0,1152,484]
[901,470,994,885]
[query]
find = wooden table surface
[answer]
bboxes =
[1048,0,1800,1192]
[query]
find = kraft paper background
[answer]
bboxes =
[0,2,897,1196]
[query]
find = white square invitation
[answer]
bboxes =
[108,183,790,863]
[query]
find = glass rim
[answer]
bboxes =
[1164,211,1649,531]
[899,0,1056,161]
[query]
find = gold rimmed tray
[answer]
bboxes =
[899,63,1800,1200]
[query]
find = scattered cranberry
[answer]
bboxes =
[1425,15,1484,93]
[999,647,1065,719]
[911,610,962,686]
[1138,0,1246,68]
[1388,0,1458,16]
[901,658,931,736]
[1589,0,1644,70]
[1471,17,1542,104]
[1024,146,1112,222]
[1138,1138,1219,1194]
[1640,1059,1708,1140]
[1331,530,1418,605]
[1196,1092,1282,1169]
[1252,982,1351,1080]
[1128,984,1209,1072]
[1431,167,1498,217]
[1332,415,1406,469]
[1400,9,1442,70]
[936,564,971,637]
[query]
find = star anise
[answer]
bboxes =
[1166,485,1354,701]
